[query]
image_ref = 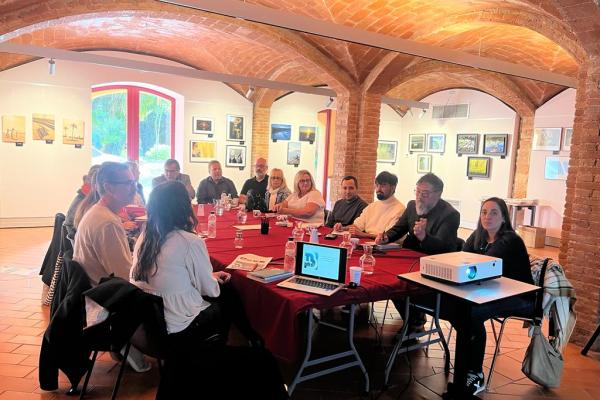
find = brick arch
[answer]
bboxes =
[386,62,536,117]
[0,4,356,95]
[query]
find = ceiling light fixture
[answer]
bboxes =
[245,86,255,98]
[419,109,427,119]
[325,97,334,108]
[48,58,56,75]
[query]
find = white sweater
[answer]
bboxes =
[131,230,220,334]
[352,196,406,235]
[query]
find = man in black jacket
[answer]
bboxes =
[376,173,460,334]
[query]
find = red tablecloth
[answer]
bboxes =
[201,207,423,362]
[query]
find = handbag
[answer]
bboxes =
[521,324,564,387]
[521,258,563,387]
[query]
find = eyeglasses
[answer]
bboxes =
[271,176,282,180]
[415,189,438,198]
[108,180,136,186]
[299,179,311,183]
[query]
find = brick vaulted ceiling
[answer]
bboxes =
[0,0,593,111]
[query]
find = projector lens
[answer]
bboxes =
[466,266,477,280]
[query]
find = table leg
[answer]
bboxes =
[287,305,370,395]
[443,301,476,399]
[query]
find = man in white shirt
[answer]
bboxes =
[74,162,136,286]
[345,171,406,239]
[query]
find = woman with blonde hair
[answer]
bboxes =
[265,168,291,211]
[274,169,325,225]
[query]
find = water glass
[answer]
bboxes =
[216,204,224,216]
[198,223,209,238]
[253,209,261,218]
[237,210,248,224]
[234,231,244,249]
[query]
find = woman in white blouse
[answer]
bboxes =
[265,168,291,211]
[274,169,325,225]
[130,181,261,355]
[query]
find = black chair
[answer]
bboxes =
[40,213,66,288]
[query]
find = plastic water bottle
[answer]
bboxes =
[284,237,296,272]
[309,227,319,243]
[207,211,217,238]
[196,203,205,217]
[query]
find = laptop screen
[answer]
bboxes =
[295,242,347,283]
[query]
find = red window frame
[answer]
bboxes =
[92,84,176,161]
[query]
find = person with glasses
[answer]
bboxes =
[196,160,238,204]
[341,171,405,238]
[274,170,325,225]
[264,168,291,211]
[239,157,269,210]
[376,173,459,340]
[152,159,195,199]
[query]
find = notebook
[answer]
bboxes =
[277,242,347,296]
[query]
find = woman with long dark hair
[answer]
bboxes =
[130,181,260,353]
[458,197,534,394]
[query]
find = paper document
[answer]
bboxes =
[227,254,273,271]
[233,224,262,230]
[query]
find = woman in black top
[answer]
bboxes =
[458,197,535,394]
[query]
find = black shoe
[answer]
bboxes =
[466,371,485,395]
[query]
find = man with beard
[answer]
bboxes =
[376,172,459,253]
[343,171,405,239]
[239,157,269,208]
[376,173,460,335]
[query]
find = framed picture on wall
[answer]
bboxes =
[426,134,445,153]
[417,154,432,173]
[377,140,397,163]
[190,140,216,163]
[32,113,55,141]
[287,142,301,165]
[1,115,26,143]
[544,156,569,180]
[456,133,479,155]
[483,134,508,156]
[226,145,246,167]
[299,126,316,142]
[532,127,561,151]
[192,117,214,134]
[466,156,491,178]
[409,134,425,152]
[562,128,573,151]
[62,119,85,146]
[226,115,245,141]
[271,123,292,141]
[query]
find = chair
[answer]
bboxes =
[40,213,66,302]
[485,258,550,390]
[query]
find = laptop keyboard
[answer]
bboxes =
[291,277,339,291]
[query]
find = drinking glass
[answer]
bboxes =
[237,210,248,224]
[339,232,353,259]
[198,223,209,238]
[234,231,243,249]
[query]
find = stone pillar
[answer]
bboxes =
[251,105,270,167]
[511,115,535,198]
[559,58,600,350]
[330,91,382,203]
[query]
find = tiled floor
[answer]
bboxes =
[1,227,599,399]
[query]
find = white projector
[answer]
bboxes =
[420,251,502,284]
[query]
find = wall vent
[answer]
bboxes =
[431,104,469,119]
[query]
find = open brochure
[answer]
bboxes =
[226,253,273,271]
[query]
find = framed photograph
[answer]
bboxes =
[190,140,216,163]
[483,134,508,156]
[226,145,246,167]
[467,156,491,178]
[299,126,316,142]
[417,154,432,173]
[192,117,214,134]
[32,113,55,141]
[533,127,562,151]
[544,156,569,180]
[271,123,292,141]
[562,128,573,151]
[409,134,425,152]
[226,115,245,141]
[62,119,85,145]
[426,134,445,153]
[2,115,26,143]
[377,140,397,163]
[456,133,479,155]
[287,142,301,165]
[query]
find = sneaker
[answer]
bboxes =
[122,346,151,373]
[466,371,485,395]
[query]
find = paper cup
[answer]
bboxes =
[349,266,362,285]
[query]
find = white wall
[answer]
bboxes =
[527,89,575,239]
[377,89,518,229]
[269,93,326,193]
[0,52,253,226]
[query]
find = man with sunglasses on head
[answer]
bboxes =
[152,159,195,199]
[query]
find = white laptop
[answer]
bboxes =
[277,242,347,296]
